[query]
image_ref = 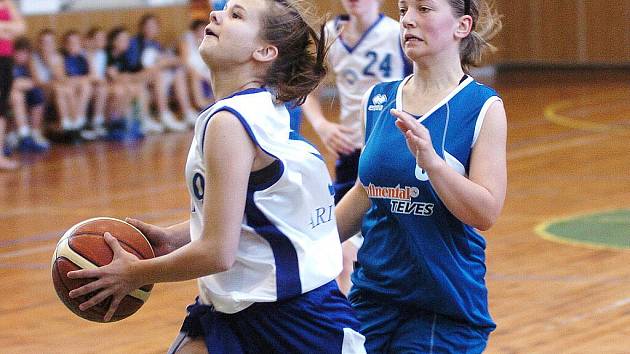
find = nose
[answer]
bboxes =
[401,10,416,29]
[209,11,220,24]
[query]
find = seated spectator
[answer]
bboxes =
[179,19,213,115]
[61,30,94,140]
[10,36,49,152]
[83,27,109,138]
[30,29,77,136]
[105,26,148,138]
[127,14,195,132]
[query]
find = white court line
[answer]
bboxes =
[508,133,609,161]
[0,245,53,260]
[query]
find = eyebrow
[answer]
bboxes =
[231,4,246,12]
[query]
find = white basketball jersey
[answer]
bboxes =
[185,89,343,314]
[326,15,407,146]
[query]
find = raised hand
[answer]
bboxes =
[391,109,443,174]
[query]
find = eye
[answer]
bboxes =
[231,11,242,19]
[399,7,407,17]
[418,6,431,13]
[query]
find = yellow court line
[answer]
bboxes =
[544,90,630,135]
[534,208,630,251]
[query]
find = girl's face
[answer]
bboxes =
[114,31,130,52]
[142,18,160,39]
[200,0,269,68]
[40,34,57,53]
[14,49,30,65]
[399,0,464,61]
[64,34,82,55]
[92,31,106,49]
[340,0,380,18]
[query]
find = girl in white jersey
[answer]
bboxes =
[67,1,365,353]
[302,0,410,295]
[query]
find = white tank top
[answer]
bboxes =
[185,88,342,314]
[325,15,407,147]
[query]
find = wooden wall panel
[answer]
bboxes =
[585,1,630,63]
[22,1,629,65]
[24,6,190,50]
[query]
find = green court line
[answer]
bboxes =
[535,209,630,250]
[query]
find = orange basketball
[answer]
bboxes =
[51,217,155,322]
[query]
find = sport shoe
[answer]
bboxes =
[160,111,187,132]
[17,136,49,153]
[141,116,165,134]
[32,131,51,149]
[79,129,99,141]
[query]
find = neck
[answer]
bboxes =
[409,49,465,93]
[211,68,264,102]
[348,10,380,34]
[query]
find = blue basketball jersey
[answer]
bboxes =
[354,76,501,329]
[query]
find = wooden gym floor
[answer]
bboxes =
[0,68,628,353]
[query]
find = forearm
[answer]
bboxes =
[426,161,504,231]
[336,182,370,242]
[302,91,328,130]
[165,220,192,250]
[134,238,225,285]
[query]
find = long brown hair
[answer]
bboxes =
[260,0,329,105]
[447,0,502,71]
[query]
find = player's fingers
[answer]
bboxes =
[104,294,124,322]
[78,288,113,311]
[125,218,153,234]
[104,233,124,255]
[337,124,355,134]
[67,268,100,280]
[69,278,105,299]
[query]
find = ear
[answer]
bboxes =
[252,44,278,63]
[455,15,473,40]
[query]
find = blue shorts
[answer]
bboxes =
[334,149,361,204]
[177,281,366,354]
[26,88,45,107]
[349,292,491,353]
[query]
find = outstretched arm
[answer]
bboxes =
[68,110,256,320]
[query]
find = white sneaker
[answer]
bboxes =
[185,110,198,127]
[5,131,18,149]
[160,111,187,132]
[32,130,51,148]
[141,117,165,134]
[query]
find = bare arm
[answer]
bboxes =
[302,88,358,158]
[336,181,370,242]
[68,110,256,320]
[133,110,254,281]
[393,101,507,230]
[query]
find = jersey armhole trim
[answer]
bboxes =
[200,106,285,191]
[472,96,502,148]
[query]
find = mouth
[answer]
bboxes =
[205,27,217,38]
[404,34,423,44]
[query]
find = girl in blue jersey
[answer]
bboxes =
[302,0,410,295]
[67,1,365,353]
[335,0,506,352]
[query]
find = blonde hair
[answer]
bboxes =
[448,0,502,71]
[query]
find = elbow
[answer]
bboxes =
[472,209,501,231]
[208,251,236,273]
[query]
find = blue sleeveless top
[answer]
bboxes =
[353,75,501,329]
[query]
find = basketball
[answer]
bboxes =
[51,217,155,322]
